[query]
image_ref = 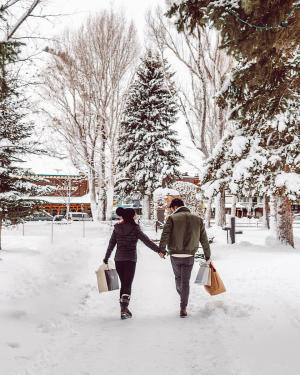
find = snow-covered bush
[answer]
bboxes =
[171,181,204,217]
[153,187,179,219]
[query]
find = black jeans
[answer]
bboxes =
[170,256,194,308]
[115,260,136,298]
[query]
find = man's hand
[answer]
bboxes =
[158,249,167,259]
[200,258,211,266]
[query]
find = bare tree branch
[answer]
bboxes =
[147,6,234,157]
[0,0,20,12]
[29,13,73,18]
[41,10,139,220]
[5,0,41,41]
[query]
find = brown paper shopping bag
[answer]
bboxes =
[204,262,226,296]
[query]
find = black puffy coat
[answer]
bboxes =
[104,222,161,262]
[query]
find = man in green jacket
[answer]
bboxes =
[159,198,211,317]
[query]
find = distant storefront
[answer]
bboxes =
[33,174,90,216]
[32,174,300,218]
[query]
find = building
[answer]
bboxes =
[33,173,300,219]
[34,174,90,216]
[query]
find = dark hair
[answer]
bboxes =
[116,207,125,217]
[116,207,137,225]
[169,198,184,209]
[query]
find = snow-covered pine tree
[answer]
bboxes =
[0,39,49,249]
[171,180,203,217]
[115,50,182,219]
[200,111,300,245]
[168,1,300,246]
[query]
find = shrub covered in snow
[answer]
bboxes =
[171,181,204,217]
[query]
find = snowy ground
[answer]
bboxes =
[1,221,300,375]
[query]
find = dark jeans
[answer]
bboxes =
[170,256,194,308]
[115,260,136,298]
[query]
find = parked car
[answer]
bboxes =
[29,211,53,222]
[65,212,92,221]
[53,214,68,224]
[292,214,300,222]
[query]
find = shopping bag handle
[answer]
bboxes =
[209,262,216,272]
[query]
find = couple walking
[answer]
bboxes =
[103,198,211,319]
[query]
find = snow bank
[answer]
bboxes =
[1,222,300,375]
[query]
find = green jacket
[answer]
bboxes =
[159,207,211,260]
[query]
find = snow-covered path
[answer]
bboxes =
[1,222,300,375]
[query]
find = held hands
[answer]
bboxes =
[158,249,167,259]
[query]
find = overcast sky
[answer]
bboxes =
[40,0,163,41]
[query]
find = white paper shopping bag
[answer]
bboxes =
[195,264,211,286]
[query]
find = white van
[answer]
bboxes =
[66,212,92,221]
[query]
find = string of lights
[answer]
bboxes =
[227,1,300,30]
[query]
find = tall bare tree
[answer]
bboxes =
[147,6,233,158]
[42,10,138,220]
[147,5,234,227]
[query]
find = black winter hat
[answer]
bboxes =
[116,207,136,221]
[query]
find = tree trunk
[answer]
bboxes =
[216,189,226,227]
[66,178,71,220]
[153,197,158,221]
[205,197,212,228]
[215,188,226,227]
[247,197,253,217]
[262,195,270,229]
[231,195,237,217]
[0,209,3,251]
[276,195,294,247]
[88,169,97,221]
[98,140,106,221]
[142,194,151,220]
[105,183,114,221]
[269,194,278,234]
[97,185,106,222]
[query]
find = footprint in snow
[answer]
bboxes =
[198,300,254,318]
[11,310,27,319]
[7,342,20,349]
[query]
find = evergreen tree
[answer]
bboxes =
[168,1,300,246]
[0,39,49,248]
[115,50,182,218]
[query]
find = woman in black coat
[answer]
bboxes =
[103,207,166,320]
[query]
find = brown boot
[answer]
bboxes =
[180,306,187,318]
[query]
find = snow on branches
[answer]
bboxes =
[171,180,204,216]
[115,50,182,210]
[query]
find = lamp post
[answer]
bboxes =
[81,204,85,238]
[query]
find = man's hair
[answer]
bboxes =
[169,198,184,209]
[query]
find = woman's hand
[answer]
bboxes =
[158,251,166,259]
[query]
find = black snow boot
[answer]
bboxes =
[120,294,132,320]
[180,306,187,318]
